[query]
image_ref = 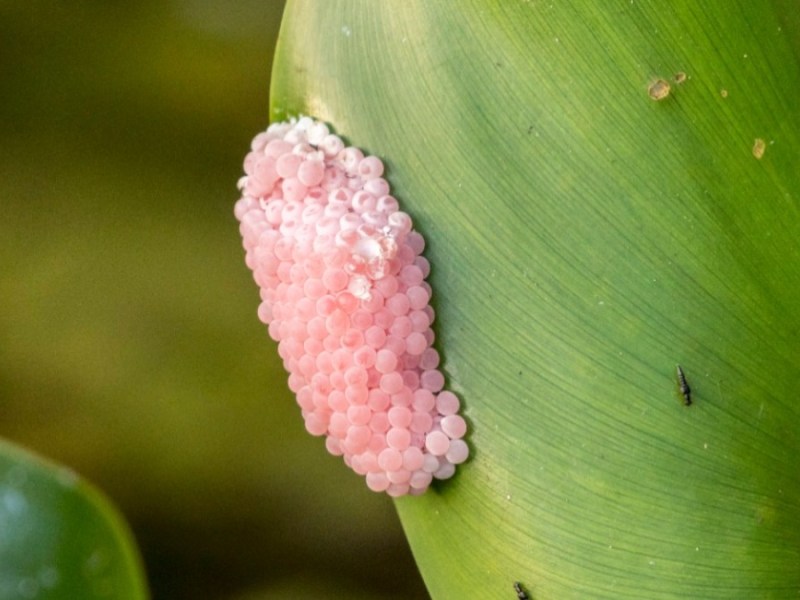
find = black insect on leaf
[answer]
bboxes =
[676,365,692,406]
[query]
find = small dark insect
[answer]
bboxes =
[676,365,692,406]
[514,581,530,599]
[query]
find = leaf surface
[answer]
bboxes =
[0,439,148,599]
[271,2,800,597]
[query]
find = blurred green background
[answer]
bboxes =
[0,2,427,598]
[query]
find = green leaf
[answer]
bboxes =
[0,439,149,599]
[270,1,800,597]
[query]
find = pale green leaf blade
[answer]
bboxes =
[270,1,800,597]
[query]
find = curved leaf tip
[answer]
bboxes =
[0,439,149,599]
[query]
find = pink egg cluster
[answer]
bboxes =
[234,116,468,496]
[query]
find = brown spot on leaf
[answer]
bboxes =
[648,79,671,101]
[753,138,766,159]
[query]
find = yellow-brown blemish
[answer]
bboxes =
[648,79,671,101]
[720,88,729,98]
[752,138,766,159]
[674,72,687,84]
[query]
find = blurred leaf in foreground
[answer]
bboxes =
[0,438,148,600]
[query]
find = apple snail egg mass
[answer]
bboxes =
[234,116,469,496]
